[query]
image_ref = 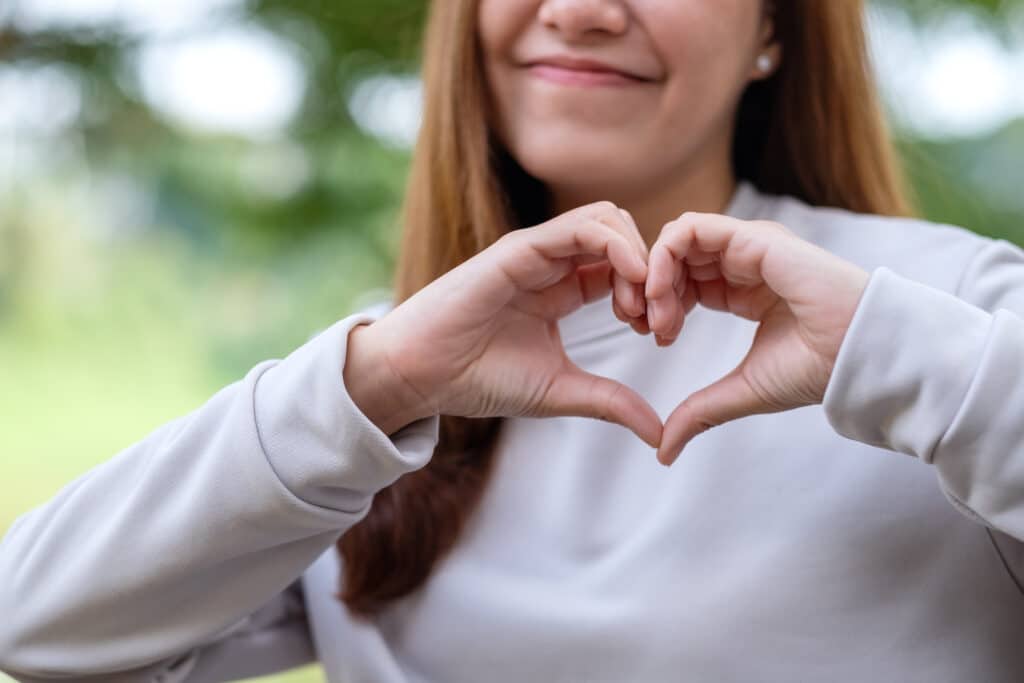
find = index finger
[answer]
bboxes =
[525,217,649,284]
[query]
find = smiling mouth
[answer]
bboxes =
[524,57,651,88]
[532,63,643,87]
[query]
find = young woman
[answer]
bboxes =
[4,1,1024,680]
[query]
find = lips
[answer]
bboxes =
[523,55,655,86]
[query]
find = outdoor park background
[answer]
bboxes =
[2,1,1024,680]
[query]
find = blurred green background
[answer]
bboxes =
[2,0,1023,681]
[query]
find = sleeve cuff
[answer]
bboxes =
[253,312,440,513]
[822,266,992,462]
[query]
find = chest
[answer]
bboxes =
[361,314,966,680]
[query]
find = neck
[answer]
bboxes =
[547,145,737,247]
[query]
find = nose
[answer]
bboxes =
[538,0,629,41]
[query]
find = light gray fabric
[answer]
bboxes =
[4,181,1024,681]
[0,313,439,680]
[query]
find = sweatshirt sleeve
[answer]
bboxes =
[822,238,1024,540]
[0,310,441,681]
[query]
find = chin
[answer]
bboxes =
[510,139,643,196]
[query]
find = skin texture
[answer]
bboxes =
[644,213,870,464]
[478,0,781,238]
[343,0,870,464]
[346,203,663,447]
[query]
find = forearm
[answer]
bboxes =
[0,311,440,678]
[822,265,1024,540]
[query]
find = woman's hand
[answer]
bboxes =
[644,212,870,466]
[345,202,663,448]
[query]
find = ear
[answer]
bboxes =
[749,6,783,81]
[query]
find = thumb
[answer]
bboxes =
[541,367,663,449]
[658,367,765,466]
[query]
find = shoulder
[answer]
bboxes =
[747,184,995,295]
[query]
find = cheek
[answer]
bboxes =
[477,0,534,65]
[642,2,762,142]
[477,0,536,139]
[649,2,760,103]
[476,0,501,52]
[480,0,762,184]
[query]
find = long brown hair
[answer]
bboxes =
[337,0,911,617]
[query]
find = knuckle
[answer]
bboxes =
[586,218,620,245]
[495,229,521,247]
[495,229,531,260]
[602,383,625,420]
[757,220,789,236]
[663,220,684,239]
[661,221,689,248]
[683,394,720,430]
[580,200,621,223]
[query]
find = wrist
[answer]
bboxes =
[342,322,435,435]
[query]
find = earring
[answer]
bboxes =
[756,54,773,74]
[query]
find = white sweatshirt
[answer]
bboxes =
[4,181,1024,682]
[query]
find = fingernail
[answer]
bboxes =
[629,291,641,318]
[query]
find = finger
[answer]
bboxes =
[613,298,650,335]
[657,367,766,465]
[681,276,699,316]
[665,213,780,289]
[586,203,648,256]
[615,208,650,259]
[614,271,645,318]
[695,278,728,313]
[649,299,675,343]
[661,263,689,343]
[576,261,614,304]
[663,283,687,344]
[570,253,612,267]
[526,219,648,284]
[688,262,722,282]
[583,205,646,317]
[615,294,651,335]
[544,367,663,448]
[584,202,650,270]
[593,206,647,284]
[645,243,678,300]
[631,313,651,336]
[611,293,631,325]
[515,261,614,319]
[645,244,682,339]
[694,277,780,322]
[601,210,651,306]
[684,251,718,267]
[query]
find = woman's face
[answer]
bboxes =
[478,0,777,205]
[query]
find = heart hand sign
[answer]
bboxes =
[343,203,870,467]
